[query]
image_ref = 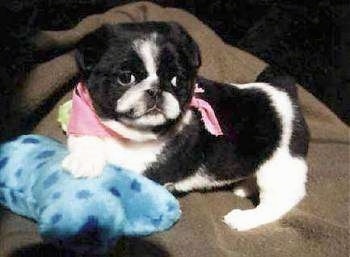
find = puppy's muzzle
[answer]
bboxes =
[144,89,164,113]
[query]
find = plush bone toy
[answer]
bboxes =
[0,135,180,255]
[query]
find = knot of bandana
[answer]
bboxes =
[190,84,223,136]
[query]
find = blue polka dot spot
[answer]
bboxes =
[36,161,47,169]
[76,190,93,199]
[111,166,122,173]
[22,137,40,144]
[151,215,163,226]
[18,188,25,194]
[51,213,62,224]
[39,206,47,215]
[0,182,5,187]
[0,192,5,202]
[166,202,177,212]
[0,157,9,170]
[43,172,59,189]
[10,190,17,204]
[130,179,141,192]
[15,168,23,178]
[109,187,121,197]
[36,150,55,159]
[32,203,39,211]
[78,216,100,242]
[52,192,62,199]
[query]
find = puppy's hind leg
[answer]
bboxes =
[224,150,307,231]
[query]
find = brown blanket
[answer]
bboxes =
[1,2,349,257]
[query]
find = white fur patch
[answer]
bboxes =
[62,136,107,178]
[175,110,193,133]
[133,33,158,76]
[62,134,166,177]
[224,153,307,231]
[233,187,250,198]
[132,113,167,127]
[162,91,180,119]
[103,137,166,173]
[119,91,180,127]
[101,119,158,142]
[233,177,257,198]
[171,76,177,87]
[172,166,234,192]
[103,110,192,142]
[224,82,308,231]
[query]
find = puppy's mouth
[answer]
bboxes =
[120,104,165,119]
[114,90,181,128]
[117,105,168,128]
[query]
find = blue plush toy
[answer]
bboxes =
[0,135,180,255]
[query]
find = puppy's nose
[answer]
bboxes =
[146,88,159,97]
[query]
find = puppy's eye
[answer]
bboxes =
[117,71,135,86]
[171,76,177,87]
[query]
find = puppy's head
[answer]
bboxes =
[76,22,201,138]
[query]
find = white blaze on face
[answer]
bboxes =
[134,33,159,78]
[116,34,159,116]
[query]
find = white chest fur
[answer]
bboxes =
[103,137,166,173]
[64,114,192,178]
[64,135,166,177]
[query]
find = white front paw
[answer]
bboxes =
[223,209,261,231]
[62,152,106,178]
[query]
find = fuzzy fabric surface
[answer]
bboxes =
[0,134,180,256]
[0,2,349,257]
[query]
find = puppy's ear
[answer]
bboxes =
[75,25,112,78]
[168,22,201,69]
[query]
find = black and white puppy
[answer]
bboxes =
[62,22,309,231]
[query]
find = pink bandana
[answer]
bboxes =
[67,82,120,137]
[67,82,223,137]
[190,84,223,136]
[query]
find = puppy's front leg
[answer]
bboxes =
[62,135,107,178]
